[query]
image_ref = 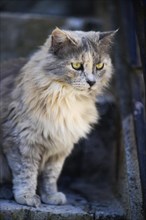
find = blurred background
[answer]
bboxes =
[0,1,145,219]
[0,0,113,61]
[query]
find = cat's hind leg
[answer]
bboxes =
[39,154,67,205]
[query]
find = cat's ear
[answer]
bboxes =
[98,29,118,50]
[50,27,77,53]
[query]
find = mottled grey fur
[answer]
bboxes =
[0,28,116,207]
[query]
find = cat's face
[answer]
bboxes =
[44,28,116,94]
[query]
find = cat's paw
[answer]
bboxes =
[15,194,41,207]
[41,192,67,205]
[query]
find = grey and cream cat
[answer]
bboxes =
[0,28,116,207]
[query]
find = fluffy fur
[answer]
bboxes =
[0,28,115,207]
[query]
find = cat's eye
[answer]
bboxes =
[71,63,83,71]
[96,63,104,70]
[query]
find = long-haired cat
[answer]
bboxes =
[0,28,116,207]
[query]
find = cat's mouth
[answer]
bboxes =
[88,86,96,92]
[73,85,96,93]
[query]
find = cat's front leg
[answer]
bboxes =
[6,147,41,207]
[40,154,67,205]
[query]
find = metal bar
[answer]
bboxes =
[132,0,146,99]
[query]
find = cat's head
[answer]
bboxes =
[43,28,117,94]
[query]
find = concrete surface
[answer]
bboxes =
[0,190,125,220]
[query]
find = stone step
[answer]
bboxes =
[0,191,125,220]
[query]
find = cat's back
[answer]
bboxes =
[0,58,27,120]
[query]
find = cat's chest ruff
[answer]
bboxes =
[42,89,98,147]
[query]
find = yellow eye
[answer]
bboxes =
[71,63,83,70]
[96,63,104,70]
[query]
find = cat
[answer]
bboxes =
[0,27,116,207]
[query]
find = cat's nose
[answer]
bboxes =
[86,74,96,87]
[86,79,96,87]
